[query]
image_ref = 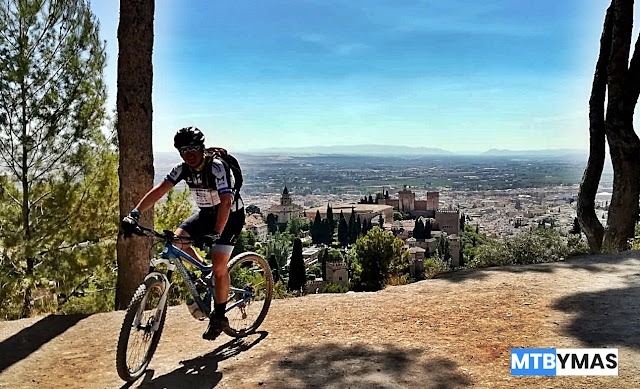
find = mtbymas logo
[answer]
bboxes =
[511,349,618,376]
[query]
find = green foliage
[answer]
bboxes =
[327,248,344,263]
[436,236,452,263]
[267,254,281,282]
[266,213,278,234]
[232,229,257,258]
[306,264,322,279]
[1,143,118,319]
[460,224,490,265]
[567,234,590,256]
[322,283,348,293]
[632,224,640,250]
[467,228,581,269]
[350,227,406,291]
[338,211,349,246]
[286,217,308,237]
[423,257,451,278]
[287,238,306,291]
[272,280,292,299]
[263,232,291,274]
[246,204,261,215]
[154,188,193,233]
[0,0,109,319]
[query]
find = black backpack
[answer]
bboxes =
[205,147,243,195]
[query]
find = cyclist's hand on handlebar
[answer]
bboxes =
[121,209,141,236]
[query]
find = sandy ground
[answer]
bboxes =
[2,251,640,388]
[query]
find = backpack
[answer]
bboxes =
[205,147,243,196]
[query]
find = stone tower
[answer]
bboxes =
[281,186,292,206]
[426,191,440,210]
[398,185,415,212]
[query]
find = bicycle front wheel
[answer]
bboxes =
[116,274,167,382]
[225,253,273,337]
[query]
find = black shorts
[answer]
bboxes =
[179,208,245,253]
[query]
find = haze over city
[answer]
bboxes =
[90,0,622,154]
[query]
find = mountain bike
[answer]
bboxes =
[116,224,274,382]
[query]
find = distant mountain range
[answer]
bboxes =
[246,144,453,156]
[241,145,586,158]
[480,148,586,157]
[155,146,587,158]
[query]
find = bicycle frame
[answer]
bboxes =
[140,241,256,330]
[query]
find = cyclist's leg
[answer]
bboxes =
[211,209,245,312]
[174,211,207,264]
[173,228,205,264]
[203,209,245,340]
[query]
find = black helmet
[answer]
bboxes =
[174,127,205,149]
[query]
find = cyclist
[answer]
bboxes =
[121,126,245,340]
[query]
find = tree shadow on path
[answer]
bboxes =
[0,313,89,373]
[272,342,472,388]
[553,285,640,350]
[129,331,268,389]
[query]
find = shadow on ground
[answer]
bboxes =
[553,285,640,350]
[0,313,89,373]
[436,250,640,284]
[128,331,268,389]
[271,342,472,388]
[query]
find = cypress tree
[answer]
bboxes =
[338,211,349,246]
[321,248,327,281]
[268,254,281,283]
[348,212,355,244]
[326,204,335,236]
[288,238,306,292]
[425,220,432,239]
[312,210,322,243]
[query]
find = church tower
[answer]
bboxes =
[281,186,292,206]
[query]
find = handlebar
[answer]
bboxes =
[132,224,195,244]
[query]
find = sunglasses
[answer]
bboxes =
[179,145,202,154]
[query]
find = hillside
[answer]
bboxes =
[2,251,640,388]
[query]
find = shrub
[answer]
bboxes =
[273,280,292,299]
[322,283,348,293]
[423,257,451,278]
[468,228,573,268]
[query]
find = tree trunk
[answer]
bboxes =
[602,0,640,252]
[115,0,155,309]
[577,5,612,253]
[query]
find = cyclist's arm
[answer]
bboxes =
[134,180,174,212]
[214,192,232,234]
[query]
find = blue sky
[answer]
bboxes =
[91,0,616,153]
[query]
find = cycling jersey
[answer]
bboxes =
[164,155,244,211]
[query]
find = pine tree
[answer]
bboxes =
[0,0,109,317]
[116,0,156,309]
[350,227,408,291]
[288,238,306,292]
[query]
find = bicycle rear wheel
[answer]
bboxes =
[116,275,167,382]
[224,253,273,337]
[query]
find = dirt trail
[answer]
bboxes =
[2,251,640,388]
